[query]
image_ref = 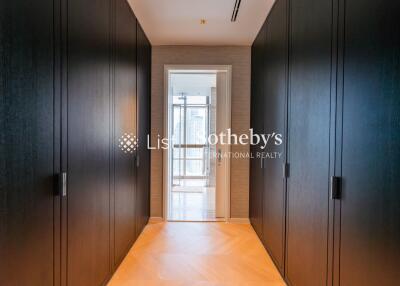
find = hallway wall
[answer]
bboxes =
[150,46,251,218]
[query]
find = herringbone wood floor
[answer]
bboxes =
[108,222,286,286]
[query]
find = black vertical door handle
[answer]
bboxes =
[54,172,67,196]
[330,176,341,200]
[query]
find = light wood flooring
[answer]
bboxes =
[108,222,286,286]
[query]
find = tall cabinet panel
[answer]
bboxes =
[0,0,56,285]
[136,23,151,236]
[1,0,151,285]
[114,0,137,266]
[338,0,400,285]
[251,0,400,285]
[261,0,288,273]
[286,0,333,285]
[66,0,112,284]
[250,20,267,238]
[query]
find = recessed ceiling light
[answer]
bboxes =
[200,19,207,25]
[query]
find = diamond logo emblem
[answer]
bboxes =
[118,133,138,154]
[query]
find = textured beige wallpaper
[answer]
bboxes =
[151,46,251,218]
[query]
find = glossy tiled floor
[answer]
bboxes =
[169,188,216,221]
[169,179,217,221]
[108,222,286,286]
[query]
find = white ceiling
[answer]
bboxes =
[128,0,275,46]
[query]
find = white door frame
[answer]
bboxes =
[163,65,232,221]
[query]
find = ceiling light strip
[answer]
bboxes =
[231,0,242,22]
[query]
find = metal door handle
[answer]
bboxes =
[62,172,67,197]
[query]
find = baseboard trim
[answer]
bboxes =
[228,218,250,224]
[149,217,164,223]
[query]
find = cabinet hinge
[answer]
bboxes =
[330,176,341,200]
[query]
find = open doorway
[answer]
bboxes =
[164,65,231,221]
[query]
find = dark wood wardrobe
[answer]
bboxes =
[0,0,56,285]
[250,19,267,239]
[135,23,151,237]
[113,0,138,270]
[261,0,288,274]
[249,0,400,285]
[286,0,333,284]
[0,0,151,285]
[66,0,113,284]
[250,0,288,274]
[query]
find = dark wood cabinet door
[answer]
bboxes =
[136,23,151,236]
[66,0,111,284]
[250,20,267,238]
[114,0,137,267]
[286,0,333,285]
[0,0,55,285]
[262,0,288,273]
[338,0,400,285]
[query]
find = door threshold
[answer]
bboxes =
[167,218,226,223]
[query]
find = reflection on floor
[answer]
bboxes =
[108,222,286,286]
[169,179,216,221]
